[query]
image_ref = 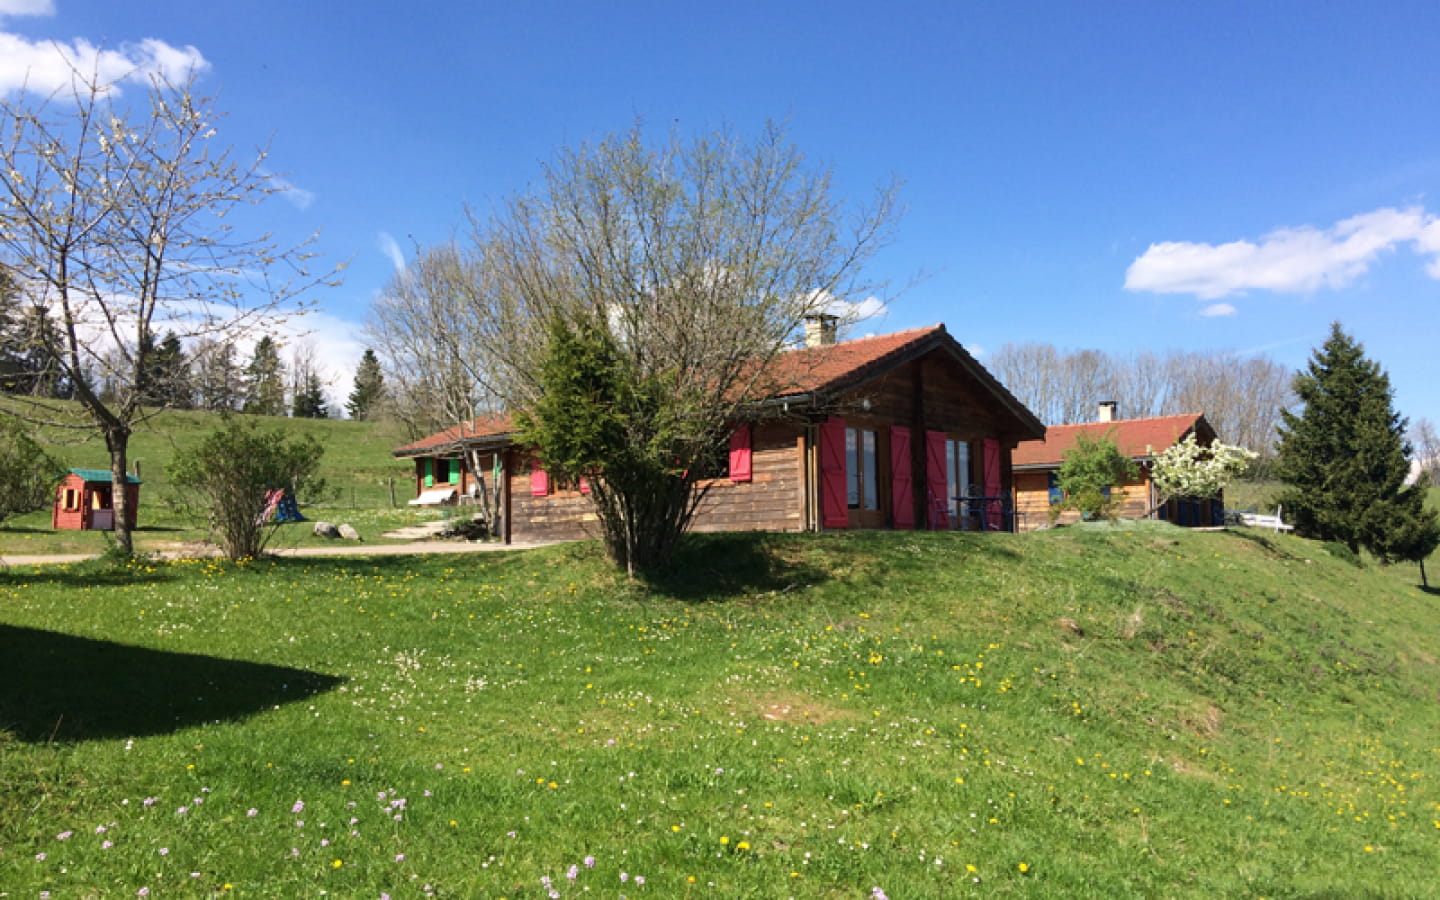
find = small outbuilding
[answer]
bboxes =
[1011,406,1223,529]
[53,468,141,531]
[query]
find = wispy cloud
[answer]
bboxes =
[1124,206,1440,300]
[1199,302,1237,318]
[267,174,316,211]
[378,232,406,273]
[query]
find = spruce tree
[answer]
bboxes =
[243,336,287,416]
[1275,323,1438,561]
[291,372,329,419]
[346,348,386,420]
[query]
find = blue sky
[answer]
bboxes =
[3,0,1437,432]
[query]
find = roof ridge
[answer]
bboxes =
[1043,412,1202,429]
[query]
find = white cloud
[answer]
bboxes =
[1124,206,1440,300]
[378,232,406,273]
[811,289,887,325]
[267,174,316,211]
[1199,302,1237,317]
[0,0,55,20]
[0,30,208,98]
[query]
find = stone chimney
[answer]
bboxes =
[1097,400,1118,423]
[803,313,839,348]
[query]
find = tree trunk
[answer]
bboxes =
[1422,558,1429,589]
[105,424,133,556]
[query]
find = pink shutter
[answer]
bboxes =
[925,430,949,530]
[819,417,849,528]
[983,438,1002,529]
[579,475,591,495]
[890,426,914,529]
[729,425,753,483]
[530,459,550,497]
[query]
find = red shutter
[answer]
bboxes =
[890,426,914,529]
[579,475,591,494]
[729,425,753,483]
[530,459,550,496]
[819,417,849,528]
[983,438,1002,529]
[925,430,949,530]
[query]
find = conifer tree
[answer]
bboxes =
[243,336,287,416]
[291,372,329,419]
[346,349,386,420]
[1275,323,1439,563]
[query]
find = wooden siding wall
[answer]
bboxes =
[503,423,807,542]
[840,356,1024,529]
[1014,470,1152,530]
[507,468,597,542]
[690,423,805,533]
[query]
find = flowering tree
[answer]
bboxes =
[1148,433,1256,512]
[0,68,336,555]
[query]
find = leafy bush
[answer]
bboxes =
[169,417,327,559]
[1050,431,1139,523]
[0,414,63,525]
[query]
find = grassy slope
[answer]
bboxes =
[1,403,429,554]
[2,525,1437,897]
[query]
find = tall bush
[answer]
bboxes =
[1050,431,1139,523]
[170,418,327,559]
[0,415,62,525]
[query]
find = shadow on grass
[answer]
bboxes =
[642,532,831,602]
[0,624,344,743]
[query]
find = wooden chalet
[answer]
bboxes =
[53,468,141,531]
[392,323,1046,543]
[1011,405,1223,529]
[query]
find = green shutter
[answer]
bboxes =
[450,458,461,483]
[424,459,434,487]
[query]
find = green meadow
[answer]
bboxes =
[2,525,1437,898]
[0,406,433,556]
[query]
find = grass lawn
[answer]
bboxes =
[1,404,444,557]
[2,526,1438,897]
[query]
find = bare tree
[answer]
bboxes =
[365,241,497,439]
[450,123,900,573]
[0,67,336,554]
[987,342,1293,453]
[1412,418,1440,481]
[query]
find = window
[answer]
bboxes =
[846,427,879,511]
[945,439,971,521]
[63,488,79,511]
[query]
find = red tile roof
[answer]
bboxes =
[392,413,516,457]
[394,323,1044,456]
[764,325,947,396]
[1012,414,1207,467]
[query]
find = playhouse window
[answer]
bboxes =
[63,488,79,510]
